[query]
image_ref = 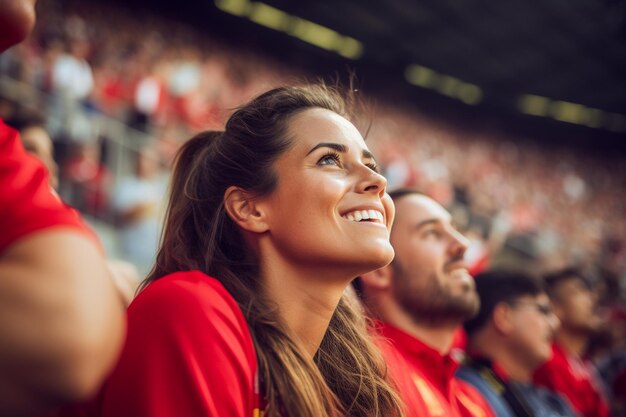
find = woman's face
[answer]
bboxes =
[259,107,395,277]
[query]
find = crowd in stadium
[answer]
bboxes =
[1,0,624,416]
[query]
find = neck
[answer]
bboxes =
[555,328,588,358]
[492,352,533,382]
[381,300,458,355]
[469,329,533,383]
[260,254,352,359]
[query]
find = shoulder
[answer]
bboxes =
[455,376,495,402]
[136,271,238,307]
[99,271,258,416]
[373,333,410,377]
[457,365,487,387]
[371,324,411,362]
[531,385,580,417]
[456,367,510,417]
[454,379,498,417]
[131,271,249,338]
[120,273,255,387]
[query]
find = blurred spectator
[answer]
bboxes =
[61,140,110,218]
[129,62,163,133]
[459,270,578,417]
[13,117,59,189]
[533,268,612,417]
[596,342,626,417]
[49,37,94,140]
[51,39,93,102]
[111,147,165,276]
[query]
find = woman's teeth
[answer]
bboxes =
[343,209,384,223]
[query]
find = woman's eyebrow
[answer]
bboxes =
[306,143,377,164]
[306,142,347,155]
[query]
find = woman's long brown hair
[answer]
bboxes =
[144,84,403,417]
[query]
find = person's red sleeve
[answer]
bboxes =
[98,271,258,417]
[0,119,92,252]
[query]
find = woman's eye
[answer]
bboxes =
[318,153,342,167]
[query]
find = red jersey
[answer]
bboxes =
[0,118,90,252]
[375,322,495,417]
[533,343,611,417]
[62,271,263,417]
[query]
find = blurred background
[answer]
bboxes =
[1,0,625,321]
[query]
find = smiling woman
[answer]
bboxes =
[76,85,403,417]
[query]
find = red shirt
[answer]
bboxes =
[0,118,90,252]
[61,271,262,417]
[375,322,495,417]
[533,343,611,417]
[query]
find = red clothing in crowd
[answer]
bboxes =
[375,322,495,417]
[534,343,611,417]
[0,118,90,252]
[73,271,263,417]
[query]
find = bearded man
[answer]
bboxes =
[356,189,494,417]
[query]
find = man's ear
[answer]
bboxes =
[223,186,269,233]
[492,302,514,335]
[360,264,394,291]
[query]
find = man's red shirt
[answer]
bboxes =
[375,322,495,417]
[533,342,611,417]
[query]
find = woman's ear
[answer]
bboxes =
[223,186,269,233]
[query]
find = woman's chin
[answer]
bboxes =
[356,245,395,274]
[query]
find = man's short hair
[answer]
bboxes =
[387,188,424,202]
[464,270,544,336]
[543,267,591,300]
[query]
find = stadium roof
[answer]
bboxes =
[115,0,626,149]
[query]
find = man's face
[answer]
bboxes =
[0,0,37,52]
[552,277,600,334]
[505,293,559,370]
[390,194,479,325]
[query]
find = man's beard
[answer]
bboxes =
[392,261,480,327]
